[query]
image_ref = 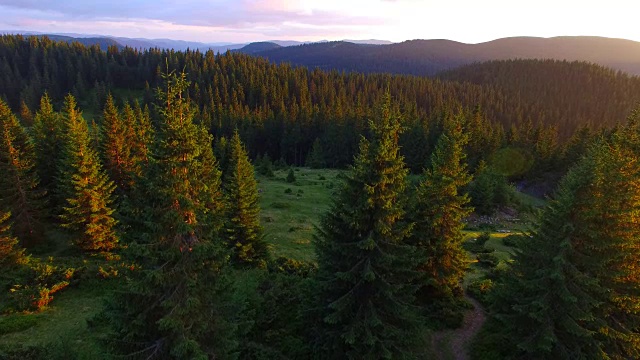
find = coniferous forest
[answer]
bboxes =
[1,34,640,359]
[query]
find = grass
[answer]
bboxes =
[257,167,343,261]
[0,285,109,359]
[514,190,547,208]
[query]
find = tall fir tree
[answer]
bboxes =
[408,114,472,325]
[58,94,118,252]
[223,129,268,267]
[32,93,63,209]
[106,71,237,359]
[314,94,422,359]
[0,99,46,245]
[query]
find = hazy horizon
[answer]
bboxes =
[1,0,638,44]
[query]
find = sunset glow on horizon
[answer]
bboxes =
[0,0,638,44]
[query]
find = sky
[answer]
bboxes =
[0,0,638,44]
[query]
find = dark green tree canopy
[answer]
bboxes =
[314,94,422,359]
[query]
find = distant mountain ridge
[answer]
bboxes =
[252,36,640,76]
[3,32,639,76]
[0,31,391,52]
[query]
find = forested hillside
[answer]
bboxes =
[255,36,640,76]
[440,59,640,135]
[2,35,639,176]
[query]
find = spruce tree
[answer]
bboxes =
[19,100,33,127]
[107,71,236,359]
[468,160,495,215]
[32,93,63,208]
[256,153,274,177]
[572,134,640,358]
[492,131,640,359]
[0,210,24,267]
[58,94,118,252]
[213,135,230,179]
[0,99,46,245]
[102,94,135,191]
[314,94,421,359]
[306,138,326,169]
[490,161,602,359]
[223,129,268,267]
[130,101,153,168]
[408,116,472,325]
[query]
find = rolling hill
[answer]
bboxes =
[253,36,640,76]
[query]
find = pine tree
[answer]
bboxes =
[0,99,46,245]
[106,71,236,359]
[32,93,63,207]
[314,94,422,359]
[0,210,24,267]
[408,115,472,324]
[58,94,118,252]
[223,129,268,267]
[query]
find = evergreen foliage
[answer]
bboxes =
[306,138,327,169]
[1,35,619,175]
[489,162,601,359]
[314,94,422,359]
[286,168,296,183]
[573,134,640,358]
[101,94,135,192]
[223,130,269,268]
[57,94,118,252]
[468,161,514,215]
[18,100,33,127]
[31,93,64,205]
[214,135,230,179]
[256,153,275,177]
[0,99,46,245]
[0,210,24,267]
[408,114,473,326]
[106,71,237,359]
[130,101,154,169]
[490,126,640,358]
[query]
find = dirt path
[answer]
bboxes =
[430,294,486,360]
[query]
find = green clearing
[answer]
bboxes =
[0,285,109,359]
[257,167,343,261]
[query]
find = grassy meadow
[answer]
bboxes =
[257,167,342,261]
